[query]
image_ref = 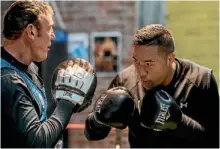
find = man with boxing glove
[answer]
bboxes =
[1,1,97,148]
[84,24,219,147]
[84,87,140,140]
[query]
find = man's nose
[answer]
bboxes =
[137,65,148,78]
[51,28,56,40]
[51,32,56,40]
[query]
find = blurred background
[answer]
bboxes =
[1,1,219,148]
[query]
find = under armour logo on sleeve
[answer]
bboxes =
[180,102,188,108]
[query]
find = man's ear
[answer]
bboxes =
[26,24,38,40]
[168,52,175,64]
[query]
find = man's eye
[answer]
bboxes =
[133,59,138,64]
[48,26,53,31]
[144,62,153,67]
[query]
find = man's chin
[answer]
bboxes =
[36,54,48,62]
[141,81,154,89]
[142,84,153,90]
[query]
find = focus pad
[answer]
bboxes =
[51,58,97,112]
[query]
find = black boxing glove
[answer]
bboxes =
[140,90,204,131]
[93,86,136,129]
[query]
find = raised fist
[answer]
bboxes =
[140,89,182,130]
[93,86,137,129]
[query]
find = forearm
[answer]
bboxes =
[84,113,111,141]
[170,114,205,143]
[49,99,76,132]
[15,94,75,148]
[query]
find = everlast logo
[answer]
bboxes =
[155,104,170,125]
[63,91,72,98]
[96,94,107,113]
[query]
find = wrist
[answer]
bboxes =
[56,90,84,105]
[57,99,77,112]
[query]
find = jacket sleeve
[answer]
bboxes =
[170,72,219,147]
[1,70,76,148]
[198,72,219,147]
[108,74,123,89]
[84,74,122,141]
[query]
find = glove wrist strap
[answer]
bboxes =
[56,90,84,105]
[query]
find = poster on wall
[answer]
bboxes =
[67,33,89,60]
[90,32,122,77]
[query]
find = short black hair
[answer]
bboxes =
[3,1,53,40]
[133,24,175,54]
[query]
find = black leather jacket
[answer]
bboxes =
[1,47,75,148]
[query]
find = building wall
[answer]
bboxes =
[166,1,219,83]
[55,1,136,68]
[53,1,136,148]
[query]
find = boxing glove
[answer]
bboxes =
[140,89,182,130]
[93,86,137,129]
[52,58,97,112]
[141,89,204,131]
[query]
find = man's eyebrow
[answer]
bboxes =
[48,24,54,29]
[132,56,154,62]
[144,60,154,63]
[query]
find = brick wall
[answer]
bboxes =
[54,1,136,148]
[55,1,135,68]
[166,1,219,83]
